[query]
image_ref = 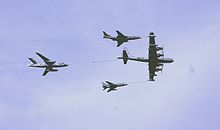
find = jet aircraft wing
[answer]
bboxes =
[107,89,112,93]
[107,88,117,93]
[117,41,124,47]
[116,30,125,38]
[106,81,114,85]
[42,68,50,76]
[36,52,50,62]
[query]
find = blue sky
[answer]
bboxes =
[0,0,220,129]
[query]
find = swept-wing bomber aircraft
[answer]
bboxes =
[102,81,127,93]
[103,30,142,47]
[118,32,174,81]
[28,52,68,76]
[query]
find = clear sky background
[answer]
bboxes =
[0,0,220,130]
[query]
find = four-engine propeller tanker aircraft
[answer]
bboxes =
[102,81,128,93]
[103,30,142,47]
[118,32,174,81]
[28,52,68,76]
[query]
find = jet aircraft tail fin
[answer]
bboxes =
[28,58,37,64]
[102,82,108,90]
[103,31,112,39]
[122,50,128,64]
[117,49,129,64]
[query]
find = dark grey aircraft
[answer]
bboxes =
[102,81,127,93]
[103,30,142,47]
[118,32,174,81]
[28,52,68,76]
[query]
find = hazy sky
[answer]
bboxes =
[0,0,220,129]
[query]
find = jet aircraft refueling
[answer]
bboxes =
[118,32,174,81]
[102,81,128,93]
[103,30,142,47]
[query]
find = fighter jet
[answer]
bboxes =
[118,32,174,81]
[28,52,68,76]
[102,81,127,93]
[103,30,142,47]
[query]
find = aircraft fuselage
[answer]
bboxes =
[113,36,141,42]
[28,63,68,68]
[108,83,127,92]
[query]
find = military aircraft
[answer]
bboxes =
[103,30,142,47]
[28,52,68,76]
[102,81,127,93]
[118,32,174,81]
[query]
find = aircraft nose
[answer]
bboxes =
[170,59,174,63]
[149,32,154,35]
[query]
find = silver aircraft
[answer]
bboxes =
[103,30,142,47]
[102,81,127,93]
[28,52,68,76]
[118,32,174,81]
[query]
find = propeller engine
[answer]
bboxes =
[157,63,163,67]
[156,67,163,74]
[156,68,162,72]
[156,63,164,74]
[157,53,164,57]
[156,45,164,59]
[156,47,163,51]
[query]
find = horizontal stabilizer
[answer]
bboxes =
[103,31,111,38]
[28,58,37,64]
[102,82,108,90]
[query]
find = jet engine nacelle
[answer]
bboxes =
[156,63,163,67]
[45,61,56,65]
[156,47,163,51]
[157,53,164,57]
[50,69,58,72]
